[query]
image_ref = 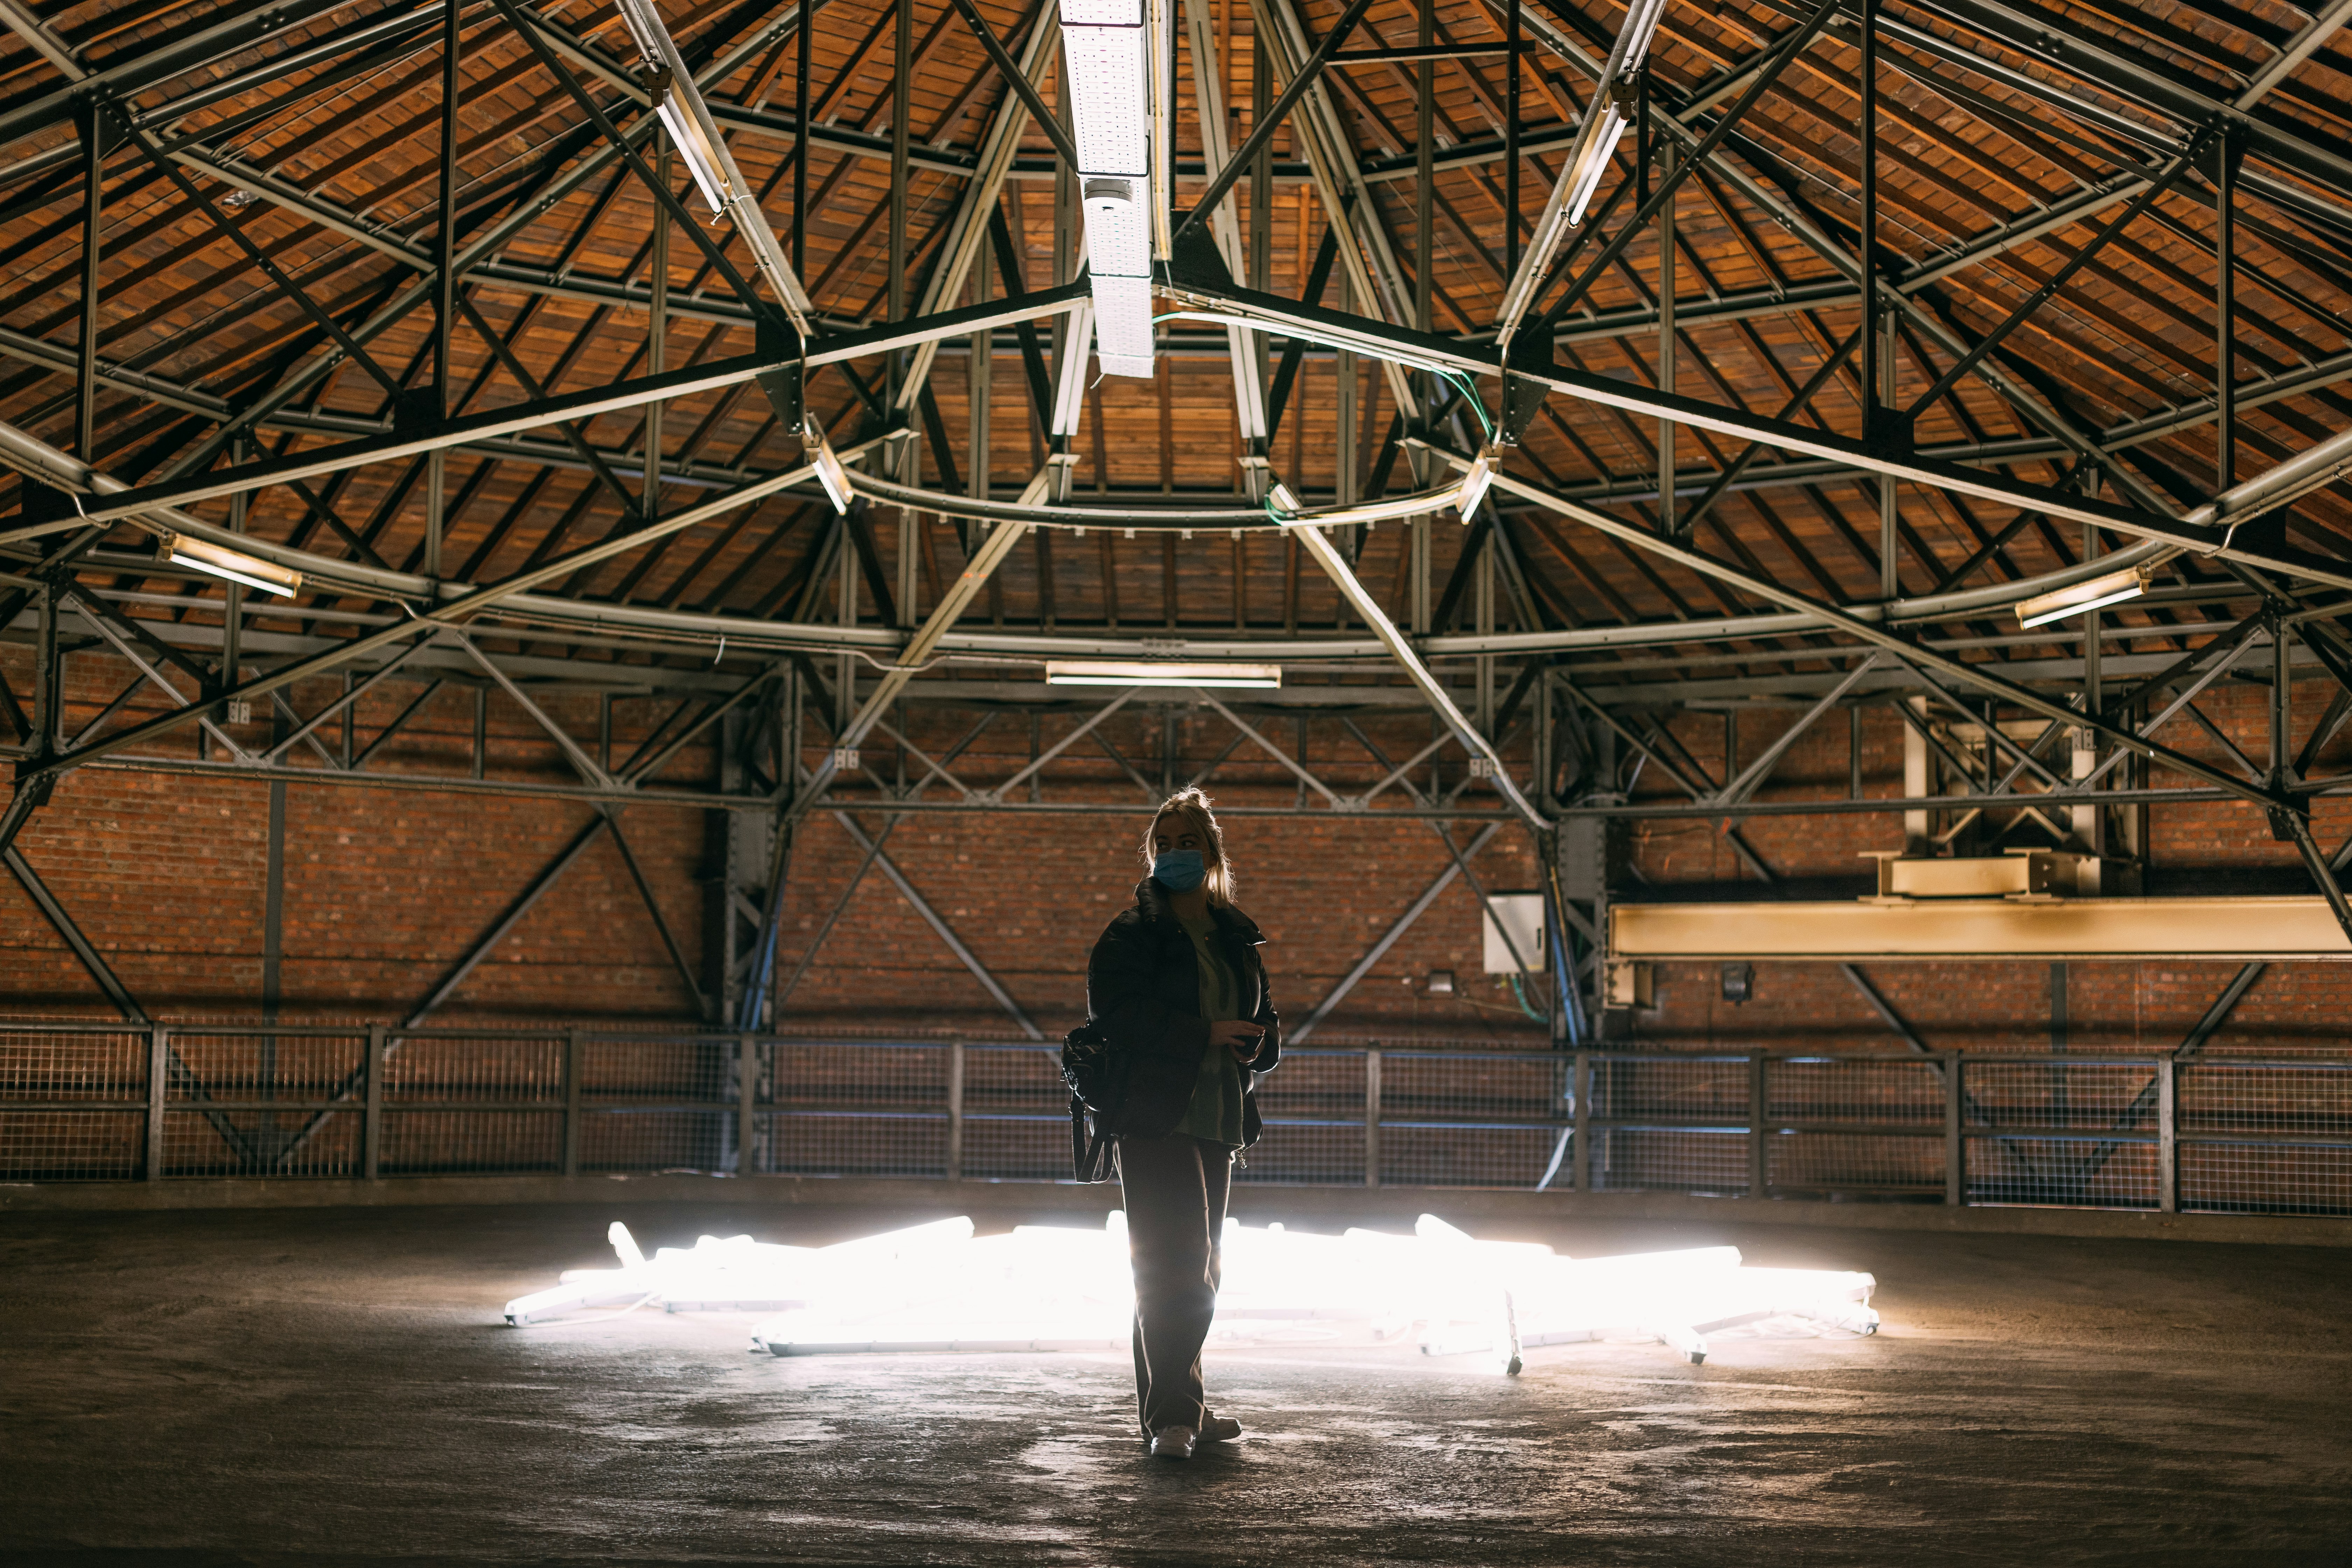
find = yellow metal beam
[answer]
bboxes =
[1610,896,2352,962]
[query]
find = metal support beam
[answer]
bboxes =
[829,809,1043,1038]
[404,815,611,1028]
[4,846,148,1022]
[1287,522,1546,829]
[1290,821,1503,1042]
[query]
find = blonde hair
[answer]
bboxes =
[1141,787,1236,907]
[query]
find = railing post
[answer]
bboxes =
[1364,1049,1381,1189]
[946,1041,965,1182]
[562,1029,583,1178]
[1944,1050,1964,1207]
[361,1023,384,1181]
[145,1025,168,1181]
[1572,1050,1591,1192]
[1747,1051,1768,1199]
[2158,1055,2178,1214]
[737,1034,758,1176]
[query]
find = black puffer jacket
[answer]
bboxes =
[1084,878,1283,1146]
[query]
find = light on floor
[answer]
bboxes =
[503,1213,1878,1371]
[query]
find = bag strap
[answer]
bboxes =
[1070,1091,1115,1183]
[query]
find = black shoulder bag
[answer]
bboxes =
[1059,1020,1127,1183]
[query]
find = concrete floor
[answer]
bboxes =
[2,1199,2348,1567]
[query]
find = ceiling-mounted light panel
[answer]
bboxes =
[1059,0,1160,378]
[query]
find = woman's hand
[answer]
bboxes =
[1208,1019,1267,1063]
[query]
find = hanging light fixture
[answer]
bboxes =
[806,432,855,514]
[613,0,816,337]
[1493,0,1672,354]
[1454,443,1506,520]
[1060,0,1160,377]
[1046,659,1282,688]
[2014,566,2150,629]
[160,533,302,596]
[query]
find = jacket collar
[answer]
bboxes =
[1134,878,1264,945]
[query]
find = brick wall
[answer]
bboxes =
[6,643,2348,1053]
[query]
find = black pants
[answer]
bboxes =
[1117,1133,1232,1437]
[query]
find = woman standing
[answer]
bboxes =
[1084,788,1281,1460]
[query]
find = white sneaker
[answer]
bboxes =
[1149,1425,1198,1460]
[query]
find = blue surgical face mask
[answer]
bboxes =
[1152,849,1206,892]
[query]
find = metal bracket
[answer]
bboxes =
[754,324,805,434]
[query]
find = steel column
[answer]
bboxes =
[363,1022,386,1180]
[145,1024,167,1181]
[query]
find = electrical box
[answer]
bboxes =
[1604,960,1654,1008]
[1483,892,1546,974]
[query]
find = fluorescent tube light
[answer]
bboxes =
[1491,0,1670,352]
[500,1210,1879,1375]
[614,0,815,335]
[807,435,854,514]
[2015,566,2149,628]
[1267,482,1304,514]
[1046,660,1282,688]
[1563,106,1630,225]
[1455,444,1504,519]
[162,533,302,596]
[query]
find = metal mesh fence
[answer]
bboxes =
[166,1031,364,1104]
[378,1110,562,1174]
[10,1020,2352,1217]
[1767,1133,1943,1198]
[581,1110,730,1173]
[766,1042,949,1113]
[1588,1054,1747,1121]
[1240,1049,1365,1185]
[2179,1142,2352,1216]
[2180,1062,2352,1140]
[2177,1061,2352,1214]
[762,1110,949,1177]
[382,1034,563,1104]
[1588,1127,1751,1194]
[759,1041,952,1178]
[1237,1121,1364,1185]
[958,1112,1064,1181]
[583,1035,736,1103]
[1966,1136,2157,1208]
[1385,1051,1569,1122]
[958,1044,1066,1181]
[1762,1057,1944,1199]
[0,1110,142,1179]
[1254,1050,1364,1122]
[1769,1058,1942,1127]
[1381,1124,1561,1188]
[1371,1052,1568,1189]
[163,1107,361,1178]
[1961,1059,2160,1208]
[0,1029,146,1103]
